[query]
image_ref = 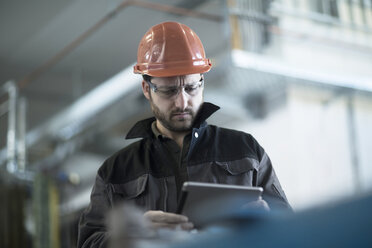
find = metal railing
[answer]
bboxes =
[228,0,274,52]
[271,0,372,33]
[228,0,372,53]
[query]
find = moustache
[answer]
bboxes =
[170,108,193,116]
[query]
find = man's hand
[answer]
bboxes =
[143,210,194,230]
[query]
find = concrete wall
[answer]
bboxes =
[225,84,372,210]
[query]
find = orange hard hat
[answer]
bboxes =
[133,21,212,77]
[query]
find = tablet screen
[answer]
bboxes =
[177,181,263,227]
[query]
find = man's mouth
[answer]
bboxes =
[172,112,191,118]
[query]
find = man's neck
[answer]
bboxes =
[156,121,189,148]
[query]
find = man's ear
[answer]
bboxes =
[141,80,150,100]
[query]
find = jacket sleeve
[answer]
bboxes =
[78,174,111,248]
[257,150,292,211]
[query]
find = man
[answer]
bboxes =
[78,21,290,248]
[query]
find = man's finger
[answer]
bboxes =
[144,210,189,223]
[180,222,194,231]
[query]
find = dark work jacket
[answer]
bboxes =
[78,102,291,248]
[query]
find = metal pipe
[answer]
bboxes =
[17,0,223,90]
[131,0,223,21]
[347,93,361,192]
[347,0,355,24]
[3,82,18,173]
[26,64,138,148]
[17,98,27,172]
[5,81,18,173]
[0,82,32,180]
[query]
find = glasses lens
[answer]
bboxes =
[151,79,203,98]
[157,87,179,98]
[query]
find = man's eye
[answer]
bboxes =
[185,86,198,93]
[162,88,178,95]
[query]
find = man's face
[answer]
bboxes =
[142,73,204,133]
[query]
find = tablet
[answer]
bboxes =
[177,181,263,227]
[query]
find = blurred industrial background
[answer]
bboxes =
[1,0,372,247]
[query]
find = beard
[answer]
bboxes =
[149,98,199,133]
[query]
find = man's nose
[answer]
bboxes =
[174,89,188,110]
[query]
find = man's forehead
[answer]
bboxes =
[151,73,201,84]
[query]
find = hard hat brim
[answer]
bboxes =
[134,59,212,77]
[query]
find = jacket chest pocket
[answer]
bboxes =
[108,174,149,208]
[210,158,259,186]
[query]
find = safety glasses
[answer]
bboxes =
[146,78,204,99]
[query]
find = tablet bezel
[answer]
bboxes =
[177,181,264,222]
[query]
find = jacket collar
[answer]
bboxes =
[125,102,220,139]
